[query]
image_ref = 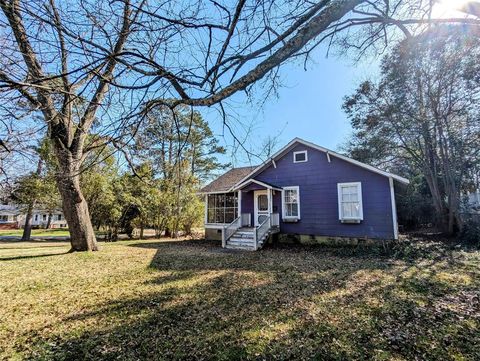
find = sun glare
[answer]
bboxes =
[433,0,477,18]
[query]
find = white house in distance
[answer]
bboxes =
[0,204,67,230]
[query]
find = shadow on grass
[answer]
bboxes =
[0,251,70,261]
[0,244,69,250]
[14,239,480,360]
[0,238,70,244]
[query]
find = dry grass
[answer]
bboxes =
[1,238,479,360]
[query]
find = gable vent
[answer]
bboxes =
[293,150,308,163]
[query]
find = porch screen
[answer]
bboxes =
[207,193,238,224]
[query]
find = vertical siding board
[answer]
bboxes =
[241,190,254,221]
[253,144,395,239]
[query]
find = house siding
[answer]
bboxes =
[253,144,395,239]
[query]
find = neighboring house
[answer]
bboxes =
[0,204,67,229]
[200,138,409,250]
[0,205,21,230]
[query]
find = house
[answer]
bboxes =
[0,205,22,230]
[22,210,67,229]
[200,138,409,250]
[0,204,67,229]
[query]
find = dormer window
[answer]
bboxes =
[293,150,308,163]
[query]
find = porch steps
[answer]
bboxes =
[226,227,255,250]
[225,227,272,251]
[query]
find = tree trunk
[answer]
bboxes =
[55,155,98,251]
[57,175,98,251]
[46,213,52,229]
[21,158,43,241]
[140,224,144,239]
[164,227,171,237]
[21,203,33,241]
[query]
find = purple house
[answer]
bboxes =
[201,138,409,250]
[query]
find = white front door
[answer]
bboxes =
[254,190,269,226]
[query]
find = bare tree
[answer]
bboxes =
[0,0,142,251]
[0,0,478,251]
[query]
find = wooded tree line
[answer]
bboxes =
[343,25,480,235]
[0,0,478,251]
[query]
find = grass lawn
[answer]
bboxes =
[1,238,479,360]
[0,228,70,237]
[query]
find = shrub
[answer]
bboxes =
[460,215,480,246]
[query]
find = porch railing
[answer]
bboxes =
[271,212,280,227]
[241,213,251,227]
[222,216,241,248]
[254,215,271,251]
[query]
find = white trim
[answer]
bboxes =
[282,186,301,220]
[199,190,234,195]
[204,194,208,224]
[233,178,282,192]
[326,152,331,163]
[293,150,308,163]
[238,190,242,217]
[267,189,271,217]
[389,177,399,240]
[232,138,409,188]
[272,159,277,168]
[337,182,363,221]
[204,224,227,229]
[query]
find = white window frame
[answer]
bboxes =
[337,182,363,222]
[282,186,301,220]
[293,150,308,163]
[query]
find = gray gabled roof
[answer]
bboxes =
[200,166,257,193]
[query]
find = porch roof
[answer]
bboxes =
[233,179,282,191]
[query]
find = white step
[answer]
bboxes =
[233,232,254,239]
[225,243,255,250]
[228,238,254,246]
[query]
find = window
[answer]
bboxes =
[0,215,8,222]
[42,214,47,221]
[282,186,300,219]
[206,192,238,224]
[257,194,268,211]
[34,215,38,221]
[57,214,62,221]
[337,182,363,221]
[293,150,308,163]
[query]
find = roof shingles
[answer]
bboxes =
[200,166,257,193]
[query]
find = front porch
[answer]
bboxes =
[204,180,282,250]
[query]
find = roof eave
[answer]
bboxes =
[232,179,283,192]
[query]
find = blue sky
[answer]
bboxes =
[203,44,380,167]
